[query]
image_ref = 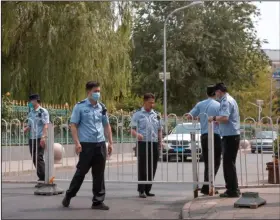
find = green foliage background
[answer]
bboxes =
[2,1,279,118]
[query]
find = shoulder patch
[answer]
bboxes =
[221,103,228,111]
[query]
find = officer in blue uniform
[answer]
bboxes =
[131,93,162,198]
[24,94,49,188]
[187,85,222,195]
[62,81,113,210]
[208,83,241,198]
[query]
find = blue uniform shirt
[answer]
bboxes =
[70,98,109,143]
[28,106,50,139]
[218,93,240,137]
[131,107,162,142]
[189,98,220,135]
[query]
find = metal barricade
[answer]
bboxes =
[3,114,279,196]
[2,118,52,183]
[2,114,217,199]
[219,116,280,190]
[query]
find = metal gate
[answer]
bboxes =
[2,114,280,196]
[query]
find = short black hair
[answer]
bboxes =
[86,81,100,91]
[29,94,40,101]
[207,85,216,97]
[215,82,227,92]
[29,94,41,103]
[143,93,155,101]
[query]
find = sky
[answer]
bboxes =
[254,1,280,49]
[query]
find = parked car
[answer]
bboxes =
[250,131,278,153]
[160,123,203,162]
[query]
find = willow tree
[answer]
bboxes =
[2,1,132,108]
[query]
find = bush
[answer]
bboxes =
[273,136,279,158]
[115,95,142,112]
[1,92,13,121]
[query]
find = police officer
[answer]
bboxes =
[208,82,241,198]
[131,93,162,198]
[62,81,113,210]
[187,85,222,195]
[24,94,50,188]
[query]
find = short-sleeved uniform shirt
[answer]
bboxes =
[70,98,109,143]
[218,93,240,137]
[28,106,50,139]
[131,107,162,142]
[189,98,220,135]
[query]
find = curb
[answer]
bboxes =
[180,199,194,219]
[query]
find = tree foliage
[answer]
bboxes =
[2,1,132,108]
[232,66,277,119]
[131,1,270,114]
[2,1,276,118]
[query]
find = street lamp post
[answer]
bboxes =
[249,100,263,122]
[163,1,203,134]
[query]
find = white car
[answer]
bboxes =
[250,131,278,153]
[161,123,203,162]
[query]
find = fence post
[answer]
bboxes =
[191,131,198,198]
[208,121,215,196]
[34,123,64,196]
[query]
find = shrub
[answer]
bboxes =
[273,136,279,158]
[1,92,13,121]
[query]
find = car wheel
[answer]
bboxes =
[199,155,204,162]
[251,150,255,154]
[258,149,262,153]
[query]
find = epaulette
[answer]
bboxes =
[99,102,107,115]
[77,100,86,104]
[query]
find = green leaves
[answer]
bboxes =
[131,1,269,114]
[2,2,132,108]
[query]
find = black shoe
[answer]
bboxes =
[139,192,146,198]
[62,196,71,207]
[35,183,44,188]
[145,192,155,197]
[220,191,240,198]
[91,203,109,210]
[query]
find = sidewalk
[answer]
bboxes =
[181,187,280,219]
[2,153,137,174]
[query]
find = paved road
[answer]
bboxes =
[2,182,191,219]
[3,152,273,187]
[2,152,275,219]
